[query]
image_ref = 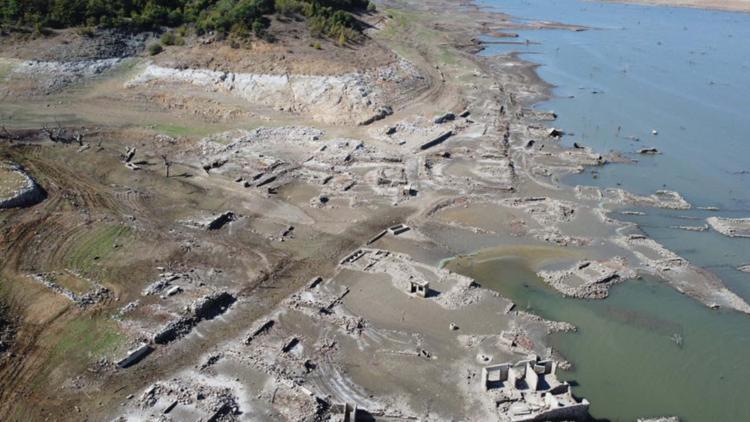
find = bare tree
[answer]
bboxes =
[123,147,136,163]
[0,126,19,141]
[41,123,63,143]
[40,122,85,145]
[161,154,172,178]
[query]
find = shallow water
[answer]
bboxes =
[448,255,750,421]
[467,1,750,418]
[479,0,750,301]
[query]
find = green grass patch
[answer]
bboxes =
[378,7,410,39]
[0,62,13,82]
[377,7,456,67]
[31,316,124,392]
[65,225,132,273]
[437,45,459,66]
[51,317,123,359]
[151,123,215,138]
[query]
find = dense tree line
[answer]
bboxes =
[0,0,372,40]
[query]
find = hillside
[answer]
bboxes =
[0,0,374,42]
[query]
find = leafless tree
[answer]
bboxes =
[40,122,85,145]
[0,126,19,141]
[161,154,172,178]
[123,147,136,163]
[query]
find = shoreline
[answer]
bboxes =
[468,0,749,313]
[598,0,750,13]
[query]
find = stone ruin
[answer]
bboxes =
[481,354,589,421]
[408,279,429,298]
[116,343,153,369]
[0,162,46,209]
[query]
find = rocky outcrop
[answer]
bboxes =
[10,58,125,93]
[126,59,419,125]
[154,292,236,345]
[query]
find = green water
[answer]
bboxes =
[447,255,750,421]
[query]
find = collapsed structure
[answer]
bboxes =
[482,355,589,421]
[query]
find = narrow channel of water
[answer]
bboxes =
[447,255,750,421]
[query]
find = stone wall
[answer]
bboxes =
[0,165,46,209]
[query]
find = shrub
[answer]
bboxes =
[147,42,163,55]
[275,0,303,16]
[251,19,265,37]
[0,0,369,43]
[366,1,376,12]
[76,26,95,37]
[160,31,185,46]
[160,31,176,45]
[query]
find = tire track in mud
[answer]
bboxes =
[0,323,46,418]
[1,156,117,273]
[0,147,149,417]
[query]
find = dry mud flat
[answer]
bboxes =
[119,247,585,421]
[0,0,740,420]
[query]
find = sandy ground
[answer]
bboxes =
[600,0,750,13]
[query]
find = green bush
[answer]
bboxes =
[275,0,303,16]
[77,26,95,37]
[148,42,163,55]
[160,31,185,46]
[251,19,265,36]
[0,0,367,41]
[161,31,176,45]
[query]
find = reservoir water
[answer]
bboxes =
[446,255,750,421]
[463,0,750,420]
[479,0,750,300]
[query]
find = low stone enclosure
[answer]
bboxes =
[0,162,46,209]
[483,354,590,422]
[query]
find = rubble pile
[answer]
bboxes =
[30,272,111,308]
[538,258,636,299]
[153,292,237,345]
